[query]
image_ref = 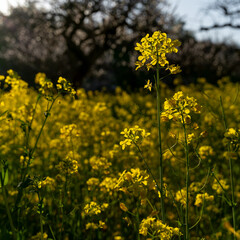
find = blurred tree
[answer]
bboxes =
[201,0,240,30]
[175,35,240,85]
[0,0,183,89]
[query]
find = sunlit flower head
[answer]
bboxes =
[135,31,181,74]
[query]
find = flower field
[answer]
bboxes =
[0,32,240,240]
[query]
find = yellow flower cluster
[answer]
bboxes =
[86,177,100,190]
[194,193,214,207]
[161,91,201,124]
[115,168,155,198]
[198,145,214,160]
[56,151,78,175]
[224,128,239,139]
[175,189,187,206]
[1,69,28,90]
[187,133,195,144]
[99,177,118,194]
[86,220,106,230]
[212,178,229,194]
[135,31,181,73]
[89,156,112,174]
[37,176,55,189]
[224,128,240,150]
[56,76,76,96]
[30,232,48,240]
[84,201,108,216]
[35,72,53,95]
[139,217,181,239]
[119,125,150,150]
[60,124,80,142]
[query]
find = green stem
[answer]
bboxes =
[182,121,189,240]
[15,95,59,211]
[48,223,57,240]
[156,65,165,223]
[2,186,17,240]
[220,96,236,239]
[31,96,58,157]
[136,199,140,240]
[220,96,227,130]
[134,143,162,198]
[40,212,44,240]
[26,94,41,149]
[37,192,44,240]
[228,146,236,240]
[211,171,232,205]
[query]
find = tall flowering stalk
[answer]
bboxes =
[221,96,239,240]
[162,91,201,239]
[135,31,181,223]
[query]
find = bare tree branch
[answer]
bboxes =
[201,23,240,31]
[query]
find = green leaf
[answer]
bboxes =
[0,110,8,118]
[0,163,8,188]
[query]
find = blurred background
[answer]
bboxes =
[0,0,240,90]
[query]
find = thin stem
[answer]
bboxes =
[156,65,165,223]
[2,186,17,240]
[220,96,236,239]
[48,223,57,240]
[134,143,162,196]
[26,94,41,149]
[228,145,236,240]
[37,192,44,240]
[211,172,232,205]
[40,212,44,240]
[31,96,58,156]
[136,199,140,240]
[182,120,189,240]
[189,196,205,230]
[15,95,59,212]
[220,96,227,130]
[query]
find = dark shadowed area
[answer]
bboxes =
[0,0,240,90]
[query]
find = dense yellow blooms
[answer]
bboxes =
[120,125,150,150]
[56,76,76,96]
[60,124,80,142]
[161,91,201,124]
[212,178,229,194]
[89,156,112,173]
[37,177,55,189]
[35,72,53,95]
[135,31,181,73]
[84,201,109,216]
[139,217,181,239]
[56,151,78,175]
[175,189,188,206]
[99,177,118,193]
[198,146,214,160]
[115,168,155,198]
[0,69,239,239]
[194,193,214,207]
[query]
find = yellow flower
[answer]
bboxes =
[144,80,152,91]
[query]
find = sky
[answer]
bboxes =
[171,0,240,45]
[1,0,240,46]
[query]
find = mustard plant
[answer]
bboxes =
[162,91,201,239]
[135,30,181,223]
